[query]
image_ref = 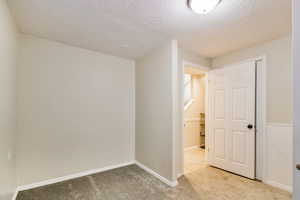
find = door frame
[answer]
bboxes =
[178,60,210,177]
[176,56,267,181]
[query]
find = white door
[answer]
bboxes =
[208,61,256,179]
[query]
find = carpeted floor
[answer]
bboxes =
[16,165,200,200]
[16,150,292,200]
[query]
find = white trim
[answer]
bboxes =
[12,190,19,200]
[132,65,136,162]
[264,180,293,193]
[14,160,179,196]
[184,146,200,151]
[259,56,268,183]
[178,58,185,177]
[135,160,178,187]
[171,40,179,182]
[17,161,135,191]
[204,75,209,162]
[255,57,267,181]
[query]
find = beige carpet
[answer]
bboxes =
[183,148,292,200]
[17,150,292,200]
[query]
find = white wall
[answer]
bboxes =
[17,35,135,186]
[293,0,300,198]
[0,0,18,199]
[212,36,293,191]
[213,36,292,124]
[135,40,177,183]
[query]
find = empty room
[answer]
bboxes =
[1,0,299,200]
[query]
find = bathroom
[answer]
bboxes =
[183,66,207,174]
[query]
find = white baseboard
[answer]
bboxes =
[135,160,178,187]
[13,160,291,199]
[264,180,293,193]
[15,160,177,197]
[17,161,135,192]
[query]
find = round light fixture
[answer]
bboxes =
[188,0,222,14]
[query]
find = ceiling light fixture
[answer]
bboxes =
[188,0,222,15]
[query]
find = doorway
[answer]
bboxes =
[180,58,266,181]
[183,66,208,174]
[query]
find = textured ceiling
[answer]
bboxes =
[8,0,291,59]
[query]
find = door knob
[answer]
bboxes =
[297,164,300,170]
[247,124,253,130]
